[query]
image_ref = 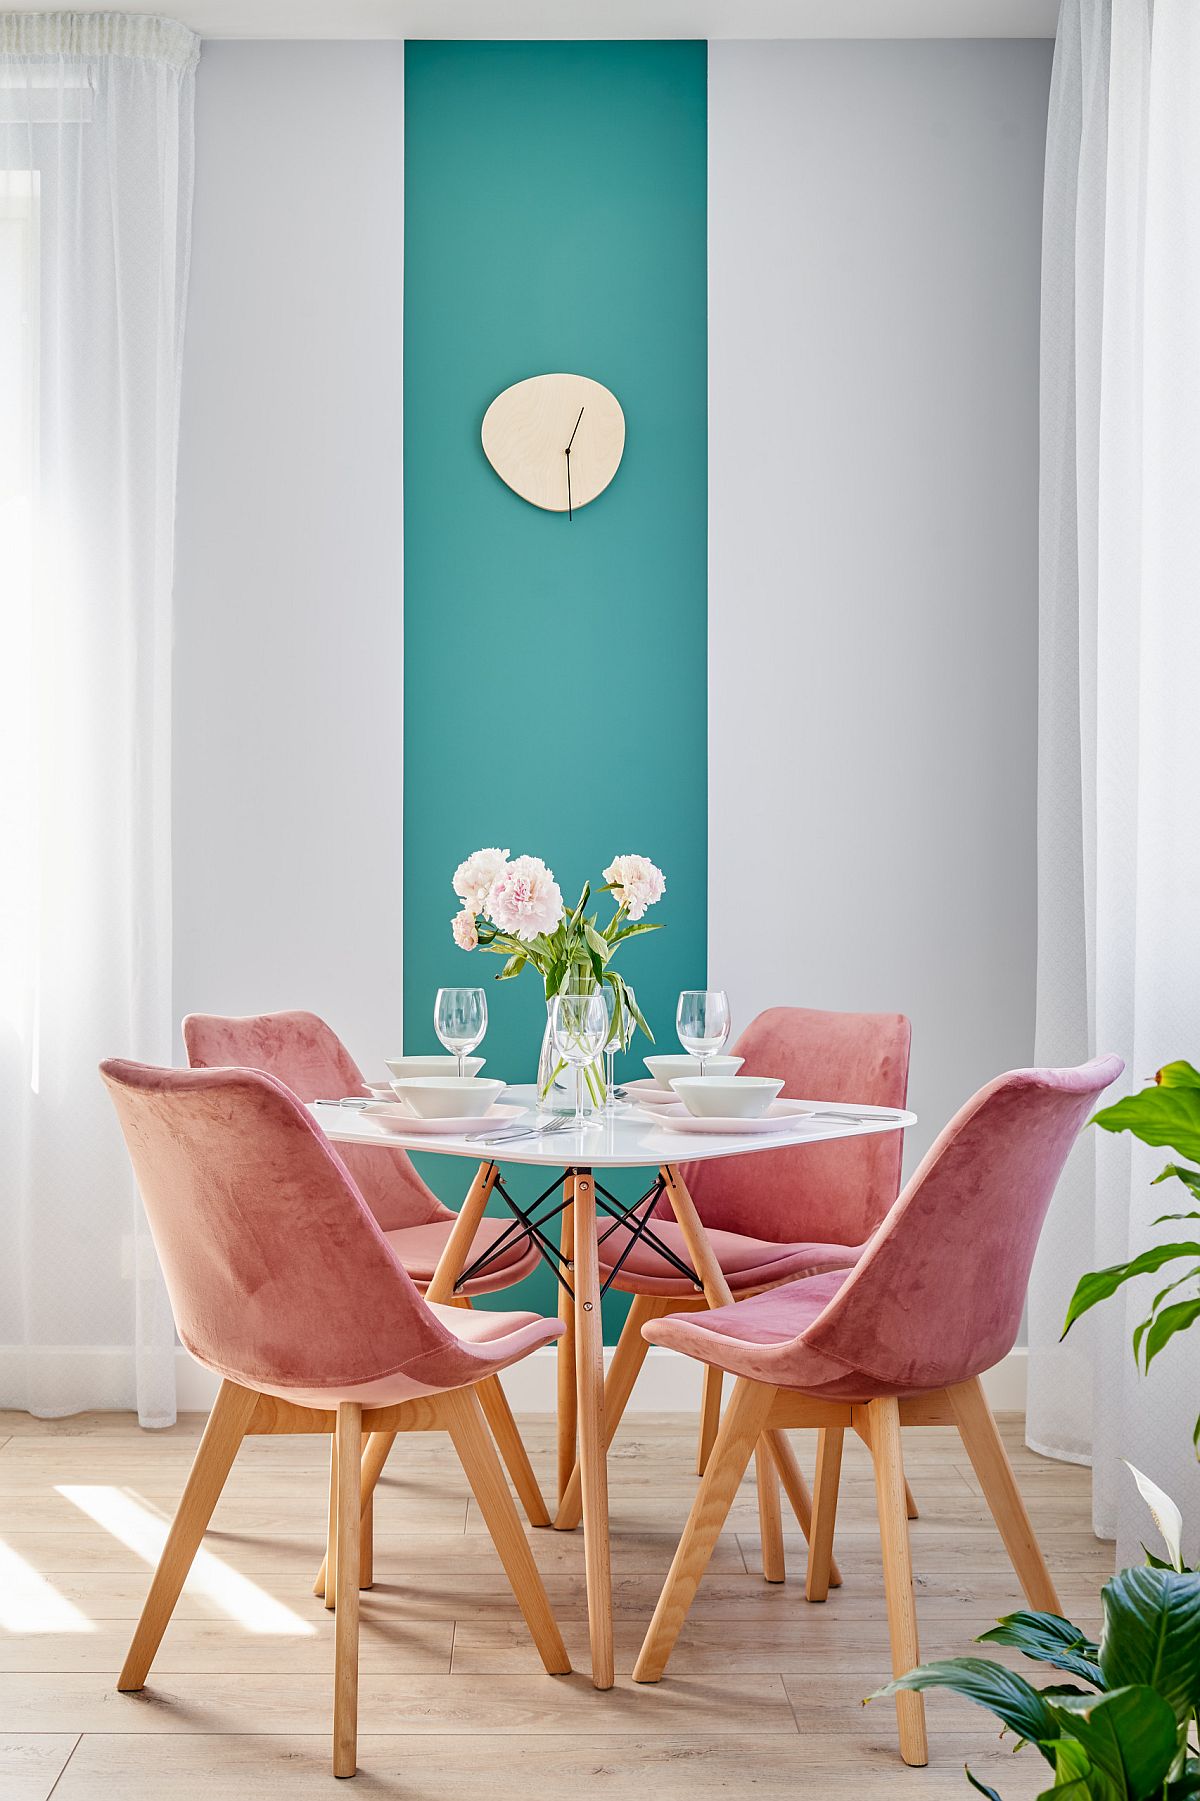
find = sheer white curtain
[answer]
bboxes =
[0,14,198,1426]
[1030,0,1200,1563]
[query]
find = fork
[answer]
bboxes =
[481,1114,575,1146]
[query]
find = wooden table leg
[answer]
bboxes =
[555,1182,577,1512]
[571,1168,614,1689]
[659,1164,836,1584]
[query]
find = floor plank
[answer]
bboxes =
[0,1735,79,1801]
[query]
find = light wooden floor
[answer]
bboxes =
[0,1407,1107,1799]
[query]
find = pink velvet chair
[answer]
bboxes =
[101,1059,569,1779]
[560,1006,911,1563]
[182,1010,548,1529]
[631,1055,1123,1769]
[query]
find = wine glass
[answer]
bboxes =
[434,987,487,1079]
[603,985,637,1113]
[676,989,730,1079]
[550,992,608,1130]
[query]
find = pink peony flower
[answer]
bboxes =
[453,847,509,916]
[603,854,666,921]
[486,855,564,942]
[451,908,479,951]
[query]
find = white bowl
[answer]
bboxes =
[644,1054,744,1091]
[670,1076,784,1119]
[389,1076,504,1119]
[385,1054,485,1080]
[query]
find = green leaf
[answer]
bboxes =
[1063,1247,1200,1336]
[1045,1686,1179,1798]
[977,1613,1102,1687]
[583,921,611,966]
[1099,1566,1200,1723]
[496,954,526,980]
[1166,1757,1200,1799]
[965,1771,1006,1800]
[1152,1164,1200,1202]
[1143,1299,1200,1372]
[873,1659,1059,1759]
[1040,1733,1096,1798]
[609,920,663,943]
[1093,1080,1200,1165]
[1156,1063,1200,1089]
[1134,1273,1200,1364]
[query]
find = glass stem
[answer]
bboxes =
[606,1049,615,1110]
[575,1064,585,1128]
[457,1050,465,1079]
[699,1053,708,1079]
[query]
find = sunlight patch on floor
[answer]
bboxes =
[57,1485,317,1636]
[0,1537,95,1633]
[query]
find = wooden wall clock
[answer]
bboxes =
[482,372,624,519]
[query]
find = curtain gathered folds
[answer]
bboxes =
[1029,0,1200,1564]
[0,13,198,1425]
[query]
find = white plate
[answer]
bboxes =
[361,1102,525,1138]
[365,1083,398,1101]
[654,1101,827,1136]
[622,1078,686,1108]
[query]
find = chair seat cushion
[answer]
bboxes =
[384,1216,541,1295]
[597,1219,861,1296]
[644,1270,866,1390]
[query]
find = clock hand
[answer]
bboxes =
[565,404,584,523]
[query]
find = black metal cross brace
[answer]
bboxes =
[450,1164,701,1300]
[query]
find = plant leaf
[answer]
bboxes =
[1092,1080,1200,1164]
[965,1771,1006,1800]
[1063,1247,1200,1336]
[1151,1164,1200,1202]
[609,920,663,943]
[1098,1565,1200,1722]
[977,1613,1102,1687]
[1156,1063,1200,1089]
[1143,1298,1200,1372]
[872,1659,1059,1759]
[1045,1686,1179,1798]
[1123,1466,1185,1573]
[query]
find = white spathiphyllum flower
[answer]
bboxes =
[452,846,509,916]
[603,854,666,921]
[486,855,564,942]
[451,908,479,951]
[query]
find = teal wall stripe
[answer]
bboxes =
[403,40,708,1332]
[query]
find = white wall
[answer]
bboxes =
[709,39,1052,1165]
[172,43,405,1075]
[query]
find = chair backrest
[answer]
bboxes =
[182,1010,445,1232]
[676,1006,912,1244]
[100,1058,465,1396]
[790,1057,1124,1394]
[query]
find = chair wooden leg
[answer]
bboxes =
[905,1479,920,1520]
[805,1426,844,1602]
[947,1377,1060,1613]
[634,1378,777,1684]
[768,1428,842,1587]
[442,1385,570,1675]
[556,1293,667,1531]
[333,1403,362,1778]
[477,1373,551,1528]
[322,1434,339,1610]
[697,1366,722,1474]
[118,1380,259,1691]
[359,1494,373,1589]
[555,1188,577,1512]
[317,1427,393,1599]
[755,1441,785,1582]
[864,1397,928,1767]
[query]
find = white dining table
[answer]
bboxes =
[311,1085,915,1689]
